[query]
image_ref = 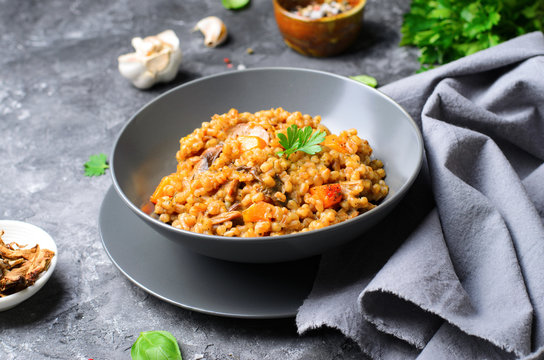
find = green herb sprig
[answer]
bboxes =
[84,153,109,177]
[400,0,544,72]
[131,331,182,360]
[277,124,326,159]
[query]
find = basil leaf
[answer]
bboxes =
[221,0,250,10]
[131,331,182,360]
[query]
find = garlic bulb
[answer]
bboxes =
[118,30,182,89]
[194,16,228,48]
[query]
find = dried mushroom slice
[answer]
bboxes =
[0,230,55,297]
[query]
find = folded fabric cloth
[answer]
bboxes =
[297,32,544,359]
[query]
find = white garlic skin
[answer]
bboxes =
[118,30,182,89]
[194,16,228,48]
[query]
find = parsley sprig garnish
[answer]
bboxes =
[84,153,109,176]
[277,124,326,159]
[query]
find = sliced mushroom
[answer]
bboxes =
[227,202,242,211]
[235,167,285,205]
[0,259,7,276]
[202,144,223,168]
[5,258,25,269]
[249,168,262,182]
[339,180,364,195]
[0,233,55,297]
[262,195,276,205]
[210,211,242,225]
[225,179,239,198]
[263,174,283,195]
[227,123,270,144]
[235,165,251,172]
[193,144,223,175]
[235,165,262,182]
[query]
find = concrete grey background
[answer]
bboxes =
[0,0,419,358]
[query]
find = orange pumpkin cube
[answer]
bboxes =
[310,183,343,208]
[242,202,275,222]
[237,135,267,151]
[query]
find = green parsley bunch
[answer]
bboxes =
[400,0,544,71]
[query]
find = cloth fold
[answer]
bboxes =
[296,32,544,359]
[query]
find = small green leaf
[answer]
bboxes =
[131,331,182,360]
[428,8,452,19]
[488,12,501,26]
[84,153,109,177]
[429,33,441,44]
[221,0,249,10]
[349,75,378,88]
[277,132,288,146]
[307,129,326,146]
[460,3,477,23]
[298,144,322,154]
[299,126,313,145]
[276,125,326,159]
[284,124,300,148]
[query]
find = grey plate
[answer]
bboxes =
[111,67,423,262]
[99,187,319,318]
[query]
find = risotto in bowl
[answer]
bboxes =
[111,68,423,263]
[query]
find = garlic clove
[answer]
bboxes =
[118,54,147,78]
[194,16,228,48]
[118,30,183,89]
[146,52,171,75]
[156,30,180,50]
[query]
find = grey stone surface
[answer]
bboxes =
[0,0,419,359]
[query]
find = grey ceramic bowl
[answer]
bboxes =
[111,68,423,263]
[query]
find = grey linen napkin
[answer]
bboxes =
[296,31,544,360]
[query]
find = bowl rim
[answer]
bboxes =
[110,67,423,245]
[273,0,367,23]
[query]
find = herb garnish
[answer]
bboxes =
[84,153,109,177]
[400,0,544,72]
[277,124,326,159]
[349,75,378,88]
[131,331,182,360]
[221,0,250,10]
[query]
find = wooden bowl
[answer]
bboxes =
[273,0,366,57]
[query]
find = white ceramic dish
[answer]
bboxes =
[0,220,57,312]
